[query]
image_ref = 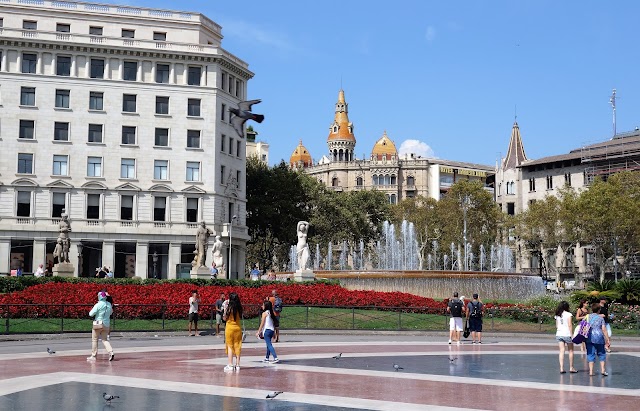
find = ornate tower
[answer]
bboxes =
[502,120,527,170]
[290,140,313,169]
[327,89,356,162]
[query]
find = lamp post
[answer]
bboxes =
[461,195,471,271]
[77,243,83,277]
[228,215,237,279]
[152,251,158,279]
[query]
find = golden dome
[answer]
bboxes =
[290,140,313,168]
[371,131,397,159]
[327,89,356,142]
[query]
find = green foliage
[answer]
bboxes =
[587,280,616,292]
[614,279,640,304]
[525,295,561,311]
[570,290,621,305]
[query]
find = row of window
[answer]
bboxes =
[501,173,575,195]
[18,120,205,149]
[15,153,234,184]
[17,52,205,85]
[15,191,201,223]
[19,18,170,42]
[21,88,204,116]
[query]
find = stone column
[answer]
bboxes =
[71,55,77,77]
[84,57,90,78]
[102,240,115,272]
[36,52,42,74]
[182,64,188,85]
[0,238,11,274]
[32,238,46,272]
[150,62,156,83]
[167,242,181,279]
[201,65,207,86]
[104,58,110,80]
[136,241,149,278]
[136,61,142,82]
[1,51,7,72]
[117,58,123,80]
[169,63,175,84]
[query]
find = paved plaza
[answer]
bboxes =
[0,332,638,410]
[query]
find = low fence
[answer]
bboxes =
[1,303,639,335]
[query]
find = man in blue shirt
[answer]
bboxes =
[250,264,260,281]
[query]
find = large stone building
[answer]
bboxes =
[291,90,495,202]
[495,121,640,279]
[0,0,251,278]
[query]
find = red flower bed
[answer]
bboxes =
[0,282,448,319]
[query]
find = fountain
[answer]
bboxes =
[291,219,544,300]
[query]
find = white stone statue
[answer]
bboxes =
[211,235,224,270]
[194,221,213,268]
[296,221,310,271]
[56,213,71,264]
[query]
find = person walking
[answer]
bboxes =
[586,302,611,376]
[223,292,243,372]
[466,293,484,344]
[188,290,200,336]
[215,293,226,337]
[269,289,283,342]
[554,301,576,374]
[575,299,589,354]
[88,291,115,361]
[599,298,612,352]
[256,300,279,363]
[447,292,464,345]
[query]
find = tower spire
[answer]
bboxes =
[502,120,527,170]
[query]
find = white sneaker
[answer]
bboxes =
[87,356,96,361]
[262,358,270,363]
[457,341,460,346]
[223,365,234,372]
[448,340,452,345]
[106,335,110,341]
[234,366,240,371]
[271,358,280,363]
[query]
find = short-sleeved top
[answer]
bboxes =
[448,298,464,318]
[599,304,610,324]
[467,301,483,317]
[250,269,260,280]
[216,298,224,314]
[554,311,572,337]
[588,314,606,344]
[189,296,199,314]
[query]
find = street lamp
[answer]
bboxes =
[152,251,158,279]
[228,215,237,279]
[77,243,83,277]
[461,195,471,271]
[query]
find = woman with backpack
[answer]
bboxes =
[554,301,576,374]
[256,300,279,363]
[223,292,243,372]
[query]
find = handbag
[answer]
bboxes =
[463,319,470,338]
[571,315,591,344]
[92,320,104,331]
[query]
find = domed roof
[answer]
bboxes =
[327,89,356,142]
[290,140,313,167]
[371,131,397,157]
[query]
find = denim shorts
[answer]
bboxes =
[556,336,572,344]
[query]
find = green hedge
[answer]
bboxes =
[0,276,338,294]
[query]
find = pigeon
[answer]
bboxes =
[393,363,404,371]
[448,357,458,363]
[229,99,264,138]
[266,391,283,399]
[103,393,120,404]
[47,347,55,355]
[332,353,342,360]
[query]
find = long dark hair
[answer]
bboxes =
[227,292,243,318]
[263,300,276,321]
[555,301,570,317]
[578,299,587,310]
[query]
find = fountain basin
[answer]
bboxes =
[312,270,545,301]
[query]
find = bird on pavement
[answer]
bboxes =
[47,347,55,355]
[448,357,458,363]
[332,353,342,359]
[229,99,264,138]
[393,363,404,371]
[266,391,283,399]
[103,393,120,404]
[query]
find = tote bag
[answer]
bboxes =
[571,315,591,344]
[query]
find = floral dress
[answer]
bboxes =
[587,314,606,345]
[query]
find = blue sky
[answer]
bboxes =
[130,1,640,167]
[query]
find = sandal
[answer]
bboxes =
[602,372,609,377]
[560,371,566,374]
[570,369,578,373]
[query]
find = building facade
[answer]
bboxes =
[291,90,495,203]
[0,0,251,278]
[495,121,640,279]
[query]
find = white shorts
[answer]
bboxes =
[449,317,463,331]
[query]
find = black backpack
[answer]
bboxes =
[273,297,283,313]
[470,302,482,318]
[450,300,463,317]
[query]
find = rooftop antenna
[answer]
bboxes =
[610,88,617,137]
[514,104,517,122]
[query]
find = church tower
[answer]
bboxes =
[327,89,356,162]
[502,120,527,170]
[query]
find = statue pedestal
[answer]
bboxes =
[190,266,211,280]
[293,269,315,282]
[53,263,75,277]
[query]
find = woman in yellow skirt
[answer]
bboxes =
[223,292,243,371]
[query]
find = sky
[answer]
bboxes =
[129,0,640,167]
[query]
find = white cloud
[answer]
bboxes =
[425,26,436,43]
[399,139,436,159]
